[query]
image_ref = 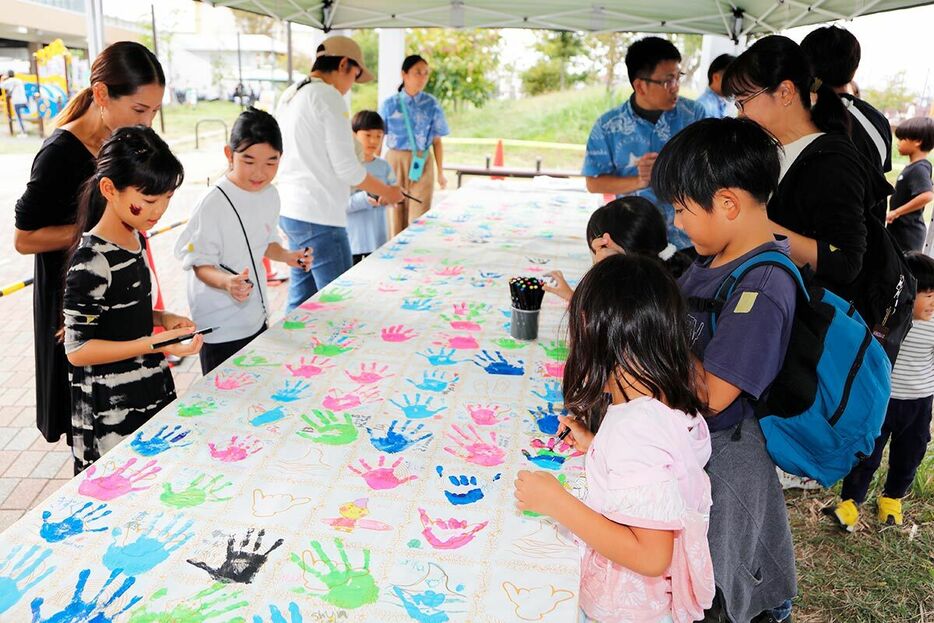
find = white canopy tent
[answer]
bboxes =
[201,1,933,39]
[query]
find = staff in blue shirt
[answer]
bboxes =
[583,37,710,249]
[379,55,450,236]
[695,53,736,118]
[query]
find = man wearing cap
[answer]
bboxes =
[275,35,404,311]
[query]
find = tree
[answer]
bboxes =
[407,29,501,110]
[352,29,379,78]
[864,72,918,115]
[232,8,274,35]
[521,30,591,96]
[588,32,635,93]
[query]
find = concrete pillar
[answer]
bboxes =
[85,0,105,61]
[378,28,405,110]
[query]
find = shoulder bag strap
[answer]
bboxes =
[214,185,268,318]
[399,96,424,157]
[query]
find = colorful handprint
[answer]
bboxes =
[406,370,459,393]
[208,435,263,463]
[102,513,194,576]
[436,466,501,506]
[366,420,433,453]
[130,424,192,457]
[540,340,569,361]
[433,333,479,350]
[78,458,161,502]
[290,538,378,609]
[344,362,392,385]
[473,350,524,376]
[444,424,506,467]
[214,372,257,391]
[322,385,380,412]
[310,336,354,357]
[0,544,54,614]
[318,288,351,303]
[381,325,417,343]
[390,393,447,420]
[126,584,248,623]
[250,405,288,427]
[321,498,391,533]
[176,398,219,418]
[271,379,312,403]
[285,356,333,378]
[466,403,510,426]
[160,474,233,509]
[528,403,567,435]
[30,568,140,623]
[297,410,358,445]
[521,436,584,470]
[231,351,280,368]
[416,347,463,367]
[417,509,488,550]
[187,528,283,584]
[348,456,417,490]
[401,298,439,312]
[282,313,315,330]
[39,502,111,544]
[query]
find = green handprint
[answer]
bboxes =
[311,336,354,357]
[128,583,247,623]
[494,337,528,350]
[540,340,569,361]
[177,399,218,418]
[440,258,464,266]
[231,351,280,368]
[411,286,438,299]
[282,317,310,331]
[290,538,378,609]
[160,474,233,509]
[411,248,432,255]
[297,410,358,446]
[318,288,351,303]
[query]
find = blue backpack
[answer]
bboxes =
[701,250,891,487]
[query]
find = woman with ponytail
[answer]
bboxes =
[13,41,165,445]
[379,55,450,236]
[723,35,890,304]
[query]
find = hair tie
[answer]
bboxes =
[810,77,823,93]
[658,243,677,261]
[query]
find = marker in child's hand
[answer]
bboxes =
[151,326,217,350]
[297,247,311,269]
[219,263,253,286]
[556,417,577,442]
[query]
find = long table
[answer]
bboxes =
[0,180,599,623]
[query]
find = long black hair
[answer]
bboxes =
[722,35,849,135]
[586,197,690,277]
[72,125,184,249]
[563,254,706,432]
[398,54,427,92]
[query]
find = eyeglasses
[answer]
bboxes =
[638,72,685,90]
[734,86,769,113]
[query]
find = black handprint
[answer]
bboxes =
[187,528,283,584]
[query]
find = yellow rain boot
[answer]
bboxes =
[877,496,903,525]
[833,499,859,532]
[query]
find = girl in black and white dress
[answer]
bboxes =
[63,126,203,473]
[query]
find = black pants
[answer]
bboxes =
[841,395,933,504]
[352,253,370,265]
[199,323,267,375]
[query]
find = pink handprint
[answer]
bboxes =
[435,265,464,276]
[378,283,400,293]
[214,372,256,391]
[539,361,566,379]
[433,333,479,350]
[418,508,488,550]
[348,456,417,490]
[444,424,506,467]
[208,435,263,462]
[298,300,336,312]
[466,403,510,426]
[78,458,161,501]
[286,356,334,378]
[381,325,417,343]
[448,319,482,332]
[344,362,392,385]
[322,386,380,412]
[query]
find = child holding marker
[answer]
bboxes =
[175,107,311,374]
[347,110,396,264]
[545,197,691,301]
[515,254,714,623]
[63,126,201,473]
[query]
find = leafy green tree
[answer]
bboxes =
[407,28,501,110]
[864,72,917,115]
[522,30,591,95]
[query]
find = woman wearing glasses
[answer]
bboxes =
[379,55,450,236]
[275,36,404,310]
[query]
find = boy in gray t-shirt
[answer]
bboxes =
[652,117,798,623]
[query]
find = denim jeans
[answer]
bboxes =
[279,216,352,312]
[13,103,28,133]
[771,599,793,621]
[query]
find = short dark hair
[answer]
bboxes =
[625,37,681,85]
[5,70,13,78]
[652,117,781,211]
[311,44,360,74]
[707,54,735,85]
[905,252,934,292]
[895,117,934,152]
[800,26,860,88]
[229,106,282,154]
[352,110,385,133]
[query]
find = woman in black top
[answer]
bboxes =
[13,42,166,444]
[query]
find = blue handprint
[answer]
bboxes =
[473,350,524,376]
[417,348,462,367]
[390,394,447,420]
[406,370,459,393]
[271,380,312,403]
[130,424,192,457]
[30,568,141,623]
[479,271,502,279]
[402,298,438,312]
[40,502,111,543]
[529,403,567,435]
[393,586,453,623]
[0,544,54,614]
[367,420,433,453]
[251,405,287,427]
[531,381,563,404]
[102,513,194,576]
[253,602,303,623]
[436,467,501,506]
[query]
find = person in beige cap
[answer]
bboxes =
[275,35,403,310]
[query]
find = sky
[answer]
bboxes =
[104,0,934,95]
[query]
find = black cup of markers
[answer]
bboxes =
[509,277,544,341]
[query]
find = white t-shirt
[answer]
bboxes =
[1,77,27,105]
[275,78,367,227]
[890,317,934,400]
[778,132,824,183]
[174,176,281,344]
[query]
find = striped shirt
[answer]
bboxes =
[890,318,934,400]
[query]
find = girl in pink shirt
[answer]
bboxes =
[515,253,715,623]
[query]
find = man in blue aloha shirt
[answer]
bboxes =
[583,37,712,249]
[696,53,737,118]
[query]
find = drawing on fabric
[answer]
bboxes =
[187,528,283,584]
[291,538,379,609]
[102,513,194,576]
[391,562,468,623]
[501,582,574,621]
[30,568,141,623]
[298,410,359,445]
[40,502,111,543]
[366,420,433,454]
[126,583,249,623]
[160,473,233,509]
[0,544,55,614]
[348,457,418,490]
[78,458,161,502]
[322,498,392,533]
[252,489,312,518]
[417,509,488,550]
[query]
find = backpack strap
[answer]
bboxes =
[703,251,809,334]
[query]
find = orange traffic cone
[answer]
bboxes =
[492,139,504,180]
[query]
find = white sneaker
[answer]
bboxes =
[777,468,822,490]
